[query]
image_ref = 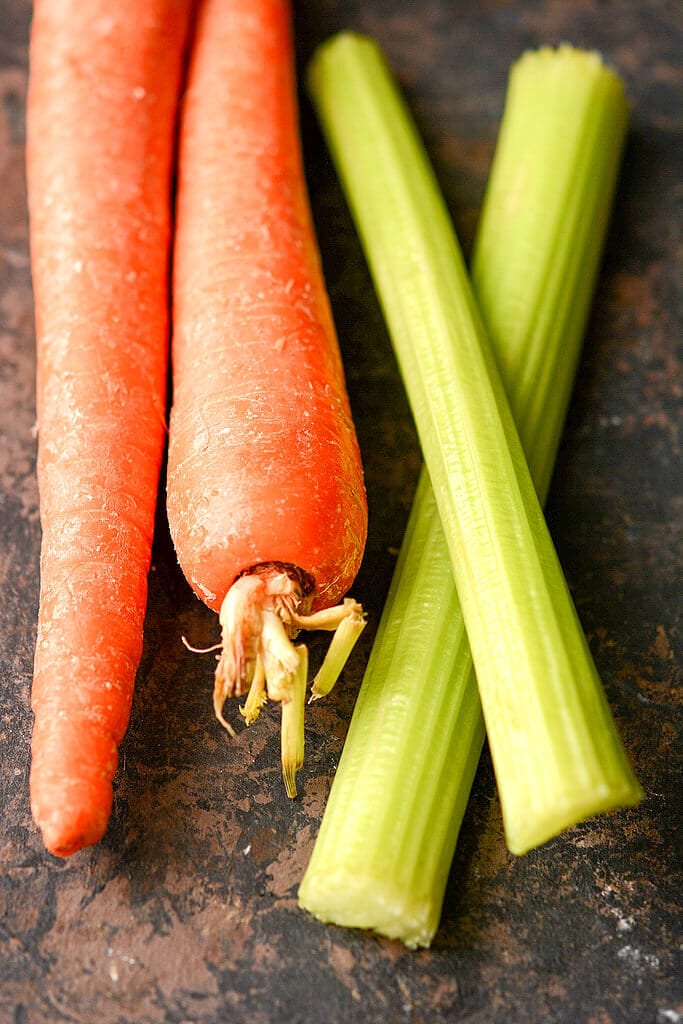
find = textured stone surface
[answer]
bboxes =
[0,1,680,1022]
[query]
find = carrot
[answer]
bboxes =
[26,0,192,856]
[166,0,368,792]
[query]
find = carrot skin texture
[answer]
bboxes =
[27,0,192,856]
[167,0,367,614]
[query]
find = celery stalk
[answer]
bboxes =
[303,469,485,945]
[299,36,642,946]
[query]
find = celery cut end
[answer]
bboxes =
[298,871,438,949]
[513,43,627,97]
[506,777,645,856]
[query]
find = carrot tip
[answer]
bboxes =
[35,799,110,858]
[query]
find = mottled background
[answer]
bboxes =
[0,1,681,1022]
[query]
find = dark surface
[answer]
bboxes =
[1,1,681,1022]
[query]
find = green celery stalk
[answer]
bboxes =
[299,37,642,946]
[302,468,484,946]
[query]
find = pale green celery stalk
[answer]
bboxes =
[299,36,643,946]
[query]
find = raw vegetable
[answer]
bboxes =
[27,0,192,856]
[299,36,643,944]
[166,0,367,794]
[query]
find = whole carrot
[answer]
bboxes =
[27,0,192,855]
[166,0,368,791]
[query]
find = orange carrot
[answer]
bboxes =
[166,0,368,789]
[27,0,192,856]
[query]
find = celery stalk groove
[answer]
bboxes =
[299,36,642,947]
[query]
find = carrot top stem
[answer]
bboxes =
[210,563,365,790]
[240,659,268,725]
[304,600,366,700]
[282,646,308,797]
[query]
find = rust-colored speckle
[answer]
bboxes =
[266,825,314,898]
[653,624,674,662]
